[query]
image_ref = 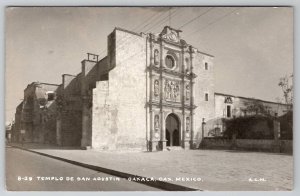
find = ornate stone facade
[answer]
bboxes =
[146,26,208,151]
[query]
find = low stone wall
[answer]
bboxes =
[200,137,293,154]
[236,139,275,152]
[199,138,232,149]
[279,140,293,154]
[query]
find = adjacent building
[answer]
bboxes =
[12,82,59,143]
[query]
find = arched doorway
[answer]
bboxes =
[165,113,180,146]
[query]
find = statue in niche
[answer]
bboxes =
[154,80,159,97]
[173,83,179,100]
[154,49,159,65]
[170,81,175,100]
[154,114,159,131]
[164,80,170,100]
[186,84,190,101]
[185,57,190,74]
[186,117,190,132]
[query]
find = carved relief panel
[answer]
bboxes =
[163,79,180,102]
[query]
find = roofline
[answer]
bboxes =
[39,82,60,86]
[25,82,60,90]
[114,27,142,37]
[97,56,107,63]
[114,26,214,57]
[214,92,289,106]
[197,50,214,57]
[62,74,77,77]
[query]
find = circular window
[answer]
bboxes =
[165,55,175,69]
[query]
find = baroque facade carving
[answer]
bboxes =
[185,84,190,101]
[154,80,159,98]
[154,114,160,138]
[186,117,190,132]
[186,116,190,138]
[154,49,159,65]
[225,96,233,104]
[164,79,180,102]
[160,26,181,43]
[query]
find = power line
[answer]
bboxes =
[111,8,242,67]
[96,9,170,59]
[99,8,179,61]
[71,8,179,75]
[146,8,180,33]
[187,8,240,37]
[63,8,238,84]
[178,7,215,30]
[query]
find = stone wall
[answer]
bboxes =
[193,52,215,147]
[13,82,59,143]
[200,137,293,154]
[60,75,83,146]
[215,93,288,119]
[12,102,23,142]
[92,81,110,149]
[91,28,147,150]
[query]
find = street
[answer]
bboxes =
[5,147,162,191]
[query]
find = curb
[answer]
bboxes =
[8,145,200,191]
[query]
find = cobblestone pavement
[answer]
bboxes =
[7,143,293,191]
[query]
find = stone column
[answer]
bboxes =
[148,35,154,151]
[147,34,160,151]
[189,46,195,149]
[158,39,167,150]
[181,48,187,149]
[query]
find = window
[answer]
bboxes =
[227,105,231,118]
[47,93,55,101]
[165,55,175,69]
[205,93,208,101]
[205,62,208,70]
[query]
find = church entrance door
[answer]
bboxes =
[165,113,180,146]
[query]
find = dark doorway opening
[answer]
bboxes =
[227,105,231,118]
[165,113,180,146]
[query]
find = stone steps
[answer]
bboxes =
[166,146,183,151]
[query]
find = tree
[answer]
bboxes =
[244,99,271,117]
[278,74,293,111]
[278,74,293,139]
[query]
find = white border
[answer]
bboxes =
[0,1,298,196]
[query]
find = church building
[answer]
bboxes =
[12,26,288,151]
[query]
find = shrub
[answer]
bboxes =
[222,115,274,139]
[279,111,293,140]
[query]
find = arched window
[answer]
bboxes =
[165,55,175,69]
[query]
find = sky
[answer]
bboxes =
[5,7,293,122]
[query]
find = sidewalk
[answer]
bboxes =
[7,142,293,191]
